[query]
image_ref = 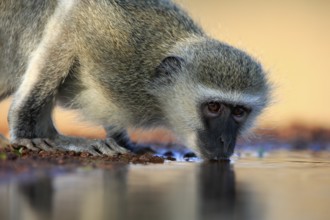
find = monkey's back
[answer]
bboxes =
[0,0,204,100]
[75,0,204,76]
[71,0,205,107]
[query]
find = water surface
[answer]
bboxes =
[0,151,329,220]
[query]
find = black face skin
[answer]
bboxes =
[197,102,250,160]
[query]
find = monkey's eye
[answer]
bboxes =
[204,101,224,117]
[232,106,248,122]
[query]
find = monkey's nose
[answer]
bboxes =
[219,137,228,152]
[216,136,235,159]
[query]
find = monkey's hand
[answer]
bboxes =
[104,127,156,154]
[11,135,128,156]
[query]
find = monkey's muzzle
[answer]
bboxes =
[197,119,238,160]
[198,135,237,160]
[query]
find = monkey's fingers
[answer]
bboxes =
[104,138,128,154]
[50,135,129,156]
[87,138,128,156]
[11,138,55,152]
[11,137,129,157]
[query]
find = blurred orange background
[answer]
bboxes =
[1,0,330,141]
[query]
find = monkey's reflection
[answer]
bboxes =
[17,167,129,220]
[18,176,53,220]
[198,161,237,219]
[12,161,262,220]
[198,161,263,220]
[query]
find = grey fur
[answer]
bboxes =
[0,0,270,159]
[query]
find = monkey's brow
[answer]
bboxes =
[197,87,263,107]
[199,98,251,109]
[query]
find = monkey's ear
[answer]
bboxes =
[155,56,185,77]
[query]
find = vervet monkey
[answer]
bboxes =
[0,0,270,159]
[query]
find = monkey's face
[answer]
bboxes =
[151,75,263,160]
[150,41,270,160]
[196,101,251,160]
[163,86,259,160]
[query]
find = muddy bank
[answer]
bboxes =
[0,146,165,175]
[1,125,330,176]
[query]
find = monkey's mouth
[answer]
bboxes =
[203,153,232,161]
[209,156,231,161]
[196,129,237,161]
[197,143,235,161]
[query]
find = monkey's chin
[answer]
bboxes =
[208,156,231,162]
[205,155,231,162]
[198,148,234,161]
